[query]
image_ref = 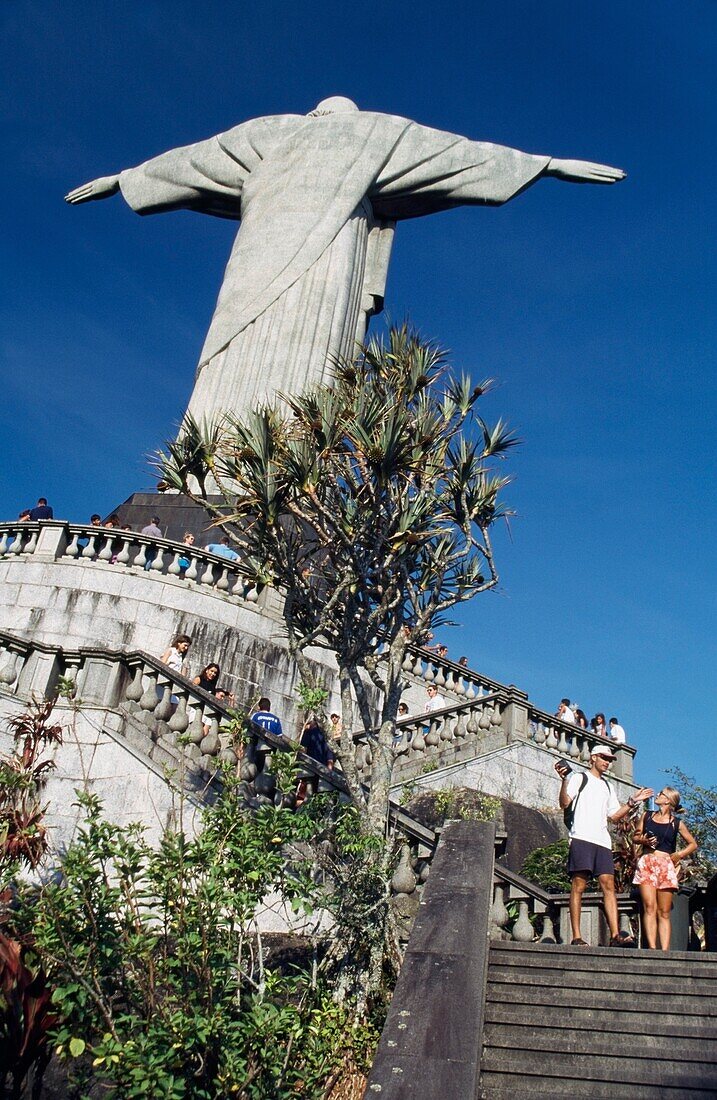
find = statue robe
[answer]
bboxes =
[118,111,550,422]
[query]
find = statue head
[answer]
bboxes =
[308,96,359,117]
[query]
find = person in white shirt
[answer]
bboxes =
[609,717,627,744]
[556,747,652,947]
[556,697,576,724]
[424,684,446,713]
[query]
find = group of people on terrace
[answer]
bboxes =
[158,632,335,797]
[556,698,627,744]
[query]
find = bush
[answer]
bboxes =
[521,841,571,893]
[8,777,390,1098]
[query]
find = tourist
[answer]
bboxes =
[17,510,31,522]
[296,715,335,806]
[633,787,698,950]
[609,717,627,744]
[90,514,102,526]
[458,656,469,668]
[28,497,53,520]
[556,749,652,947]
[574,708,589,730]
[251,697,283,737]
[159,634,192,676]
[398,702,409,719]
[142,516,163,538]
[556,698,576,724]
[192,663,220,694]
[328,712,342,741]
[103,513,121,528]
[591,713,608,739]
[178,532,195,573]
[424,684,446,714]
[205,535,240,561]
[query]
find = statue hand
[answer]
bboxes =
[65,175,120,204]
[547,158,626,184]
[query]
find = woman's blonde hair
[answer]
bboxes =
[660,786,683,813]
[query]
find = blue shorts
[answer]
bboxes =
[568,839,615,879]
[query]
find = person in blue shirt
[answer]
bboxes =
[28,497,53,520]
[205,536,240,561]
[296,716,335,806]
[251,698,283,737]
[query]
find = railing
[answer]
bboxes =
[0,628,439,925]
[525,700,635,783]
[0,520,261,603]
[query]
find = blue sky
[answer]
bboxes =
[1,1,715,795]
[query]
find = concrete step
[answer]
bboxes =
[490,939,717,976]
[479,1047,717,1092]
[482,1022,717,1063]
[487,961,717,998]
[484,998,717,1040]
[479,1072,717,1099]
[485,977,714,1016]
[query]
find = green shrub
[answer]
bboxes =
[521,841,571,893]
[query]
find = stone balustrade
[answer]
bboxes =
[354,693,506,783]
[524,700,635,782]
[0,520,262,603]
[490,863,637,946]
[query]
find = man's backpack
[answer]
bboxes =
[563,772,609,831]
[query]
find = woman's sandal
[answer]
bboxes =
[570,937,589,946]
[609,931,637,948]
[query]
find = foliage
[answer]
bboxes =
[430,788,501,824]
[0,698,64,874]
[9,778,392,1098]
[156,325,516,835]
[295,680,330,717]
[521,842,572,893]
[0,699,64,1099]
[610,802,645,892]
[668,768,717,879]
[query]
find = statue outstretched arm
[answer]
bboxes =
[546,159,626,184]
[65,175,120,204]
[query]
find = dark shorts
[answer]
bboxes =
[568,839,615,878]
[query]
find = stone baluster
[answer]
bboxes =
[9,528,26,555]
[410,726,426,754]
[184,556,200,582]
[411,654,424,678]
[200,713,221,759]
[154,679,174,723]
[433,663,446,689]
[533,721,547,746]
[97,533,114,562]
[579,735,591,764]
[490,883,510,940]
[401,651,414,674]
[24,528,38,554]
[215,567,231,592]
[465,710,479,739]
[478,704,492,731]
[133,542,149,569]
[244,582,260,603]
[556,723,569,754]
[453,713,467,740]
[138,670,160,724]
[168,690,190,734]
[424,717,441,748]
[539,913,557,943]
[0,530,9,556]
[545,722,559,750]
[569,730,581,760]
[619,911,633,937]
[511,900,534,943]
[123,666,144,708]
[464,678,477,701]
[439,713,453,742]
[149,544,165,572]
[115,536,132,566]
[81,534,98,559]
[167,550,183,576]
[64,530,81,558]
[0,648,22,688]
[186,705,205,745]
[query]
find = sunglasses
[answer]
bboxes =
[595,754,614,762]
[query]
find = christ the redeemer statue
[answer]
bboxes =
[67,96,624,423]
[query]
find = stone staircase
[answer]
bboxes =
[479,940,717,1098]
